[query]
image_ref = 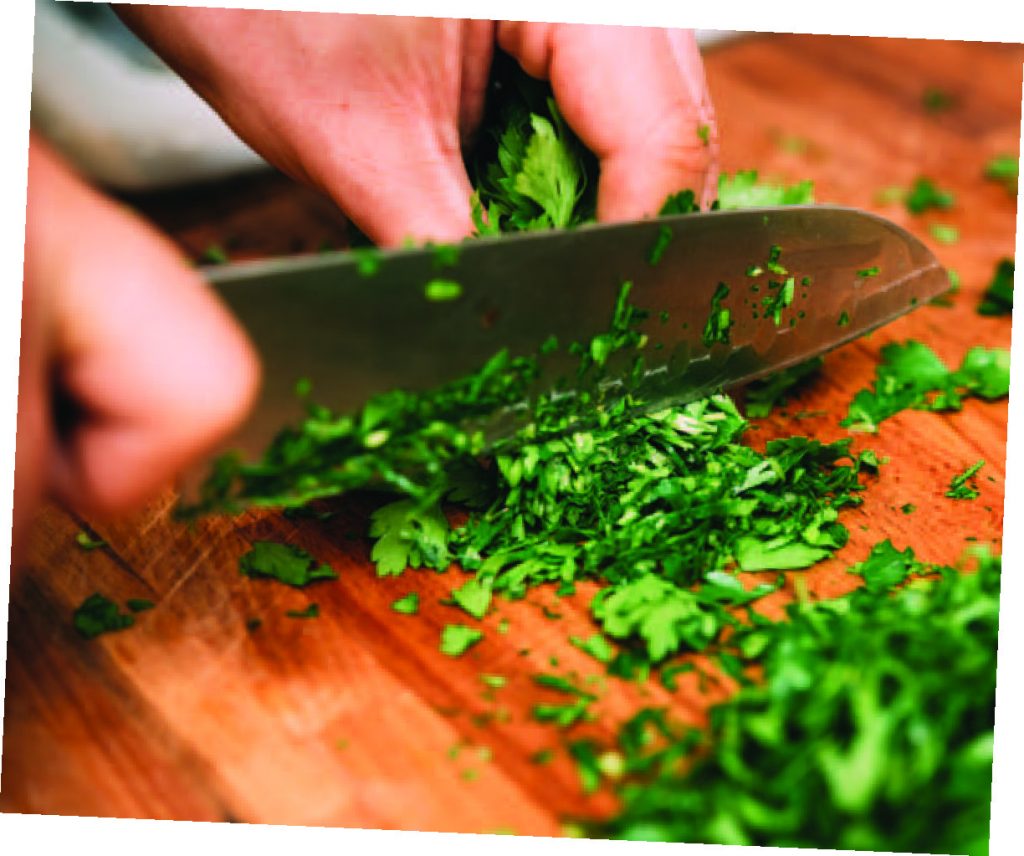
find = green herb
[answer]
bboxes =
[984,153,1019,194]
[696,124,711,146]
[73,593,135,639]
[125,598,154,613]
[901,503,916,514]
[929,223,959,245]
[351,246,381,277]
[842,341,1010,432]
[947,461,985,500]
[716,170,814,208]
[838,310,851,327]
[424,278,463,302]
[286,603,319,619]
[450,577,493,619]
[857,266,880,277]
[391,592,420,615]
[480,674,507,689]
[246,617,262,631]
[590,550,1001,855]
[702,282,733,346]
[904,177,955,214]
[200,243,229,265]
[440,624,483,657]
[977,258,1014,316]
[569,633,615,664]
[239,541,338,587]
[75,531,106,551]
[531,748,555,765]
[532,698,594,729]
[922,87,957,113]
[567,739,603,794]
[369,500,449,577]
[647,225,674,266]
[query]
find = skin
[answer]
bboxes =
[12,12,717,569]
[12,135,260,569]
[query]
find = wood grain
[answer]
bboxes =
[3,32,1020,835]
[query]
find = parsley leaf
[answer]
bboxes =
[73,593,135,639]
[239,541,338,587]
[369,500,449,576]
[440,624,483,657]
[946,461,985,500]
[977,258,1014,316]
[391,592,420,615]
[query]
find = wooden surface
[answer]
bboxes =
[3,33,1020,835]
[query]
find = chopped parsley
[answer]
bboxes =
[73,593,135,639]
[239,541,338,587]
[702,282,733,346]
[842,341,1010,432]
[440,624,483,657]
[424,278,463,302]
[285,603,320,619]
[977,258,1014,316]
[904,177,955,214]
[744,357,824,418]
[929,223,959,245]
[75,531,106,551]
[391,592,420,614]
[984,153,1019,194]
[946,460,985,500]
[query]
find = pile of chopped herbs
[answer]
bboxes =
[585,548,1000,856]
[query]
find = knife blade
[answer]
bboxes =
[180,204,949,500]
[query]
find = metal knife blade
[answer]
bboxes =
[180,205,948,499]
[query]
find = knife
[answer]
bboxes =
[180,205,949,501]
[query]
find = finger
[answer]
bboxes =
[458,18,497,148]
[26,137,260,516]
[499,23,718,221]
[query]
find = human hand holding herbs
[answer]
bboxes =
[113,9,719,244]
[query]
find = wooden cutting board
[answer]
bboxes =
[2,32,1020,835]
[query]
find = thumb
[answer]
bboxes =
[24,136,261,518]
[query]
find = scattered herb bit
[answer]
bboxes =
[351,246,381,277]
[922,87,957,113]
[75,531,106,551]
[658,189,700,216]
[647,224,674,266]
[369,500,449,577]
[947,461,985,500]
[984,153,1019,195]
[904,177,955,214]
[716,170,814,208]
[498,618,511,634]
[531,748,555,765]
[246,617,263,632]
[702,282,733,346]
[901,503,916,514]
[440,625,483,657]
[451,577,493,619]
[568,739,603,794]
[424,278,463,302]
[480,674,507,689]
[125,598,154,613]
[73,593,134,639]
[857,266,880,278]
[977,258,1014,316]
[570,633,615,665]
[285,603,320,619]
[431,243,461,269]
[391,592,420,615]
[838,310,851,327]
[696,124,711,146]
[200,243,229,265]
[239,541,338,587]
[929,223,959,245]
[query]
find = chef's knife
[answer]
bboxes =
[180,205,949,500]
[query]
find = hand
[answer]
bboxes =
[13,135,260,568]
[114,9,718,246]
